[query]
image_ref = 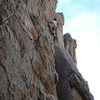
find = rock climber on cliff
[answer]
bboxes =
[48,18,58,40]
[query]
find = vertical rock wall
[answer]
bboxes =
[0,0,58,100]
[56,13,64,48]
[55,15,94,100]
[64,33,77,64]
[0,0,94,100]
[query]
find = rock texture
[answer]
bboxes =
[56,12,64,48]
[0,0,93,100]
[64,33,77,64]
[55,45,91,100]
[0,0,58,100]
[55,22,94,100]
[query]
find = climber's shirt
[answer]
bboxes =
[51,20,57,28]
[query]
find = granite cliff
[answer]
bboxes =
[0,0,93,100]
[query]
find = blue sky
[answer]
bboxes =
[57,0,100,100]
[57,0,100,20]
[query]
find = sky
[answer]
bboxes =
[56,0,100,100]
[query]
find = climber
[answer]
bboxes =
[48,18,58,40]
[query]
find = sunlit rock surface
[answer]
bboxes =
[0,0,93,100]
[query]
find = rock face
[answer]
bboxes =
[0,0,93,100]
[55,7,94,100]
[55,45,92,100]
[56,12,64,48]
[64,33,77,64]
[55,20,94,100]
[0,0,58,100]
